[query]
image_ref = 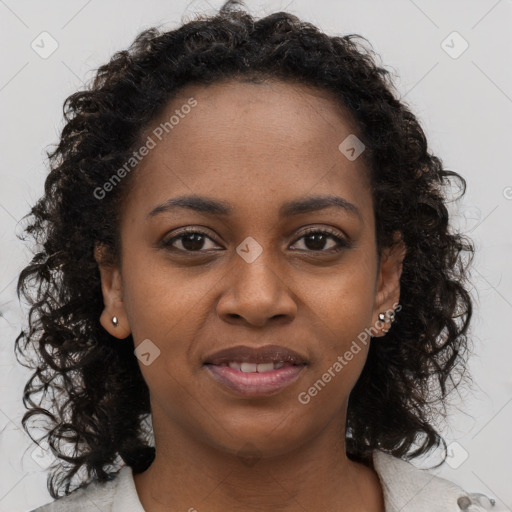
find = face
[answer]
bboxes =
[95,79,405,460]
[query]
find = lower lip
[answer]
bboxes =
[204,364,306,397]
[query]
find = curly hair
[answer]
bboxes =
[15,0,474,499]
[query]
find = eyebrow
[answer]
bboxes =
[147,194,361,220]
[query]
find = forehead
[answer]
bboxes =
[127,79,372,218]
[146,78,363,154]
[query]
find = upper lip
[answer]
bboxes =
[203,344,308,365]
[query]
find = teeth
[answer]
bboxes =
[226,361,286,372]
[256,362,274,372]
[241,362,258,373]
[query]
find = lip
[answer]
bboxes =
[203,344,308,366]
[204,363,307,397]
[203,344,308,398]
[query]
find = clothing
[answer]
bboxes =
[30,450,503,511]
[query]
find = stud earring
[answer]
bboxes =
[111,316,119,327]
[377,312,389,333]
[378,309,397,335]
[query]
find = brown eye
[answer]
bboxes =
[161,227,350,254]
[290,228,350,253]
[162,229,221,252]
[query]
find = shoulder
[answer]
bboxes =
[29,466,133,512]
[372,450,504,512]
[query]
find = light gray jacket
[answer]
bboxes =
[30,450,504,511]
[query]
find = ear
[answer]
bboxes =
[94,242,131,339]
[372,232,406,337]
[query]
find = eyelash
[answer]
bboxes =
[161,226,350,254]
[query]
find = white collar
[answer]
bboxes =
[111,465,145,512]
[110,451,498,512]
[372,449,499,511]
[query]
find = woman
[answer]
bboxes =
[16,1,501,510]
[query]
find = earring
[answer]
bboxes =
[111,316,119,327]
[378,309,397,335]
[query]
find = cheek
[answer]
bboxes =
[122,270,201,418]
[299,304,371,413]
[303,261,376,341]
[121,252,207,341]
[120,255,213,387]
[298,257,376,393]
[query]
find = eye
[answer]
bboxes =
[161,226,351,254]
[290,227,350,253]
[161,228,221,252]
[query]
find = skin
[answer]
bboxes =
[95,79,406,512]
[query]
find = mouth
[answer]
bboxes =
[203,344,308,397]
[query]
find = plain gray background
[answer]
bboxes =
[1,0,511,510]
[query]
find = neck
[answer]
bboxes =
[133,407,384,512]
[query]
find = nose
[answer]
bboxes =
[216,251,297,328]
